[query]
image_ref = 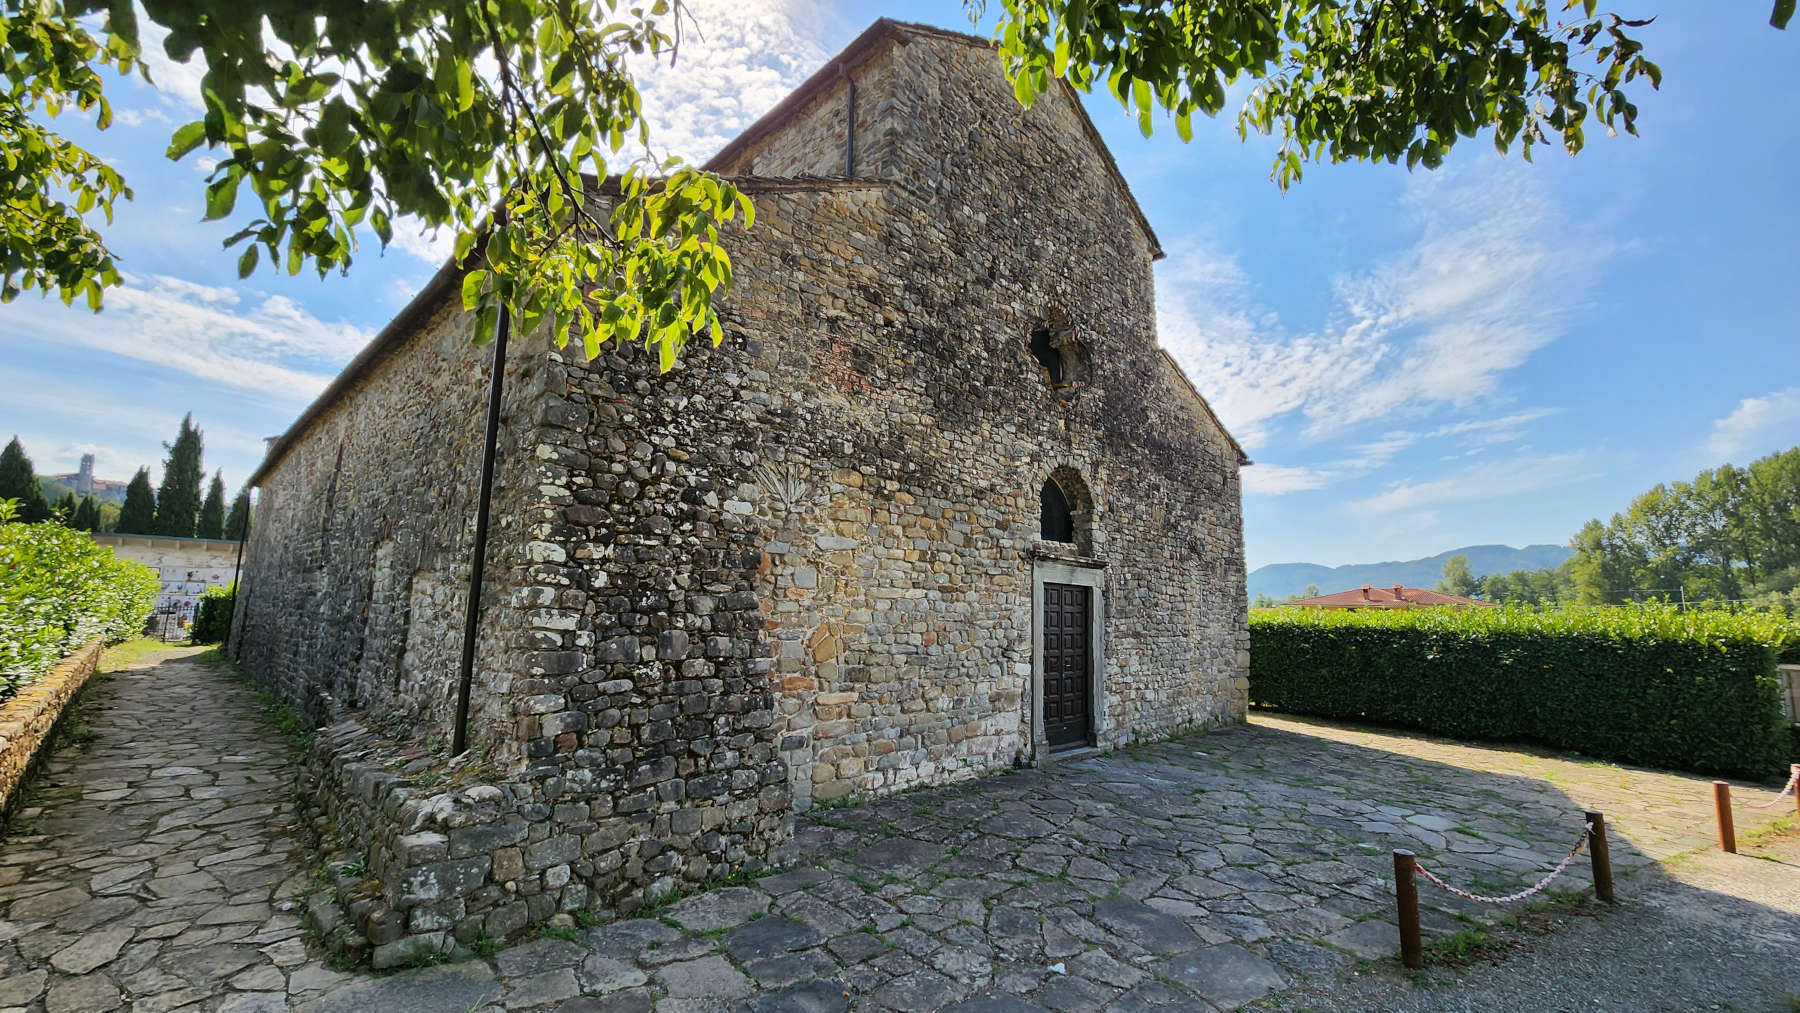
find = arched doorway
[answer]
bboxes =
[1032,468,1104,756]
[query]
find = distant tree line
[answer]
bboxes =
[0,419,251,538]
[1251,584,1320,609]
[1439,446,1800,611]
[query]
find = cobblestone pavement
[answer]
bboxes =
[3,648,1794,1012]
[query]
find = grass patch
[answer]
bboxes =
[98,637,182,672]
[634,883,687,920]
[538,922,582,942]
[1421,926,1512,968]
[471,934,504,958]
[1741,814,1797,851]
[812,792,865,811]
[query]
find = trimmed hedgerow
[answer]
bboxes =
[190,583,236,645]
[1,509,159,697]
[1249,603,1796,779]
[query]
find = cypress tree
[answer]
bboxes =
[152,414,204,537]
[53,491,78,525]
[198,472,226,539]
[73,496,100,532]
[0,437,51,522]
[224,489,252,540]
[118,468,157,534]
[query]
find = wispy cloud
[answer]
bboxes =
[1162,171,1582,454]
[134,23,208,112]
[1241,432,1417,496]
[1242,464,1332,495]
[1706,387,1800,462]
[114,107,173,128]
[1350,451,1588,517]
[2,275,367,403]
[1430,409,1556,438]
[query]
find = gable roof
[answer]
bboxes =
[704,18,1164,261]
[1284,585,1498,609]
[1157,349,1250,466]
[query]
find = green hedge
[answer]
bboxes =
[190,583,236,645]
[1249,603,1796,779]
[1,514,159,697]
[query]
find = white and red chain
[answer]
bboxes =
[1412,822,1593,905]
[1745,766,1800,810]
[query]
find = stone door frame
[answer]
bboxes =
[1030,556,1106,765]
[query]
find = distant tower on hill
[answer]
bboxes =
[76,453,95,496]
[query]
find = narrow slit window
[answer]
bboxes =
[1029,329,1064,384]
[1040,478,1074,542]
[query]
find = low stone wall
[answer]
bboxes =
[302,713,770,968]
[0,637,104,817]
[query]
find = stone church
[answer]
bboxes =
[229,19,1250,949]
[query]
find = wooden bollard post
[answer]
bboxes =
[1393,849,1423,970]
[1585,810,1614,903]
[1712,781,1736,854]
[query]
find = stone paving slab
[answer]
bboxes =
[4,647,1794,1013]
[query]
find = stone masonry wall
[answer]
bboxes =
[708,28,1249,804]
[229,291,549,762]
[533,25,1248,815]
[0,637,103,817]
[300,717,620,969]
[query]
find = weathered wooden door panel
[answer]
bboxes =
[1043,582,1091,749]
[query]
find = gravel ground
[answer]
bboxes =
[1262,826,1800,1013]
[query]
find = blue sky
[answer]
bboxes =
[3,1,1796,569]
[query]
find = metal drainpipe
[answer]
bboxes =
[226,503,248,656]
[841,66,857,176]
[452,298,510,756]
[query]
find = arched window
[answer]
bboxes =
[1040,478,1074,542]
[1038,468,1095,554]
[1029,329,1065,384]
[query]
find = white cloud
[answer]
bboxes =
[1242,465,1331,495]
[114,107,172,128]
[3,382,276,488]
[1242,432,1417,496]
[371,0,834,267]
[1349,451,1588,517]
[630,0,836,163]
[389,221,458,266]
[1161,171,1581,453]
[2,274,368,403]
[135,22,208,111]
[1706,387,1800,462]
[1428,408,1554,438]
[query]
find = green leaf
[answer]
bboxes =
[166,121,208,160]
[237,245,258,278]
[461,269,487,309]
[203,176,239,220]
[1774,0,1796,28]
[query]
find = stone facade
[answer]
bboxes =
[231,19,1250,953]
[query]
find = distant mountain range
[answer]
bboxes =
[1248,544,1573,601]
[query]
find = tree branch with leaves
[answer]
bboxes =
[3,0,750,364]
[974,0,1790,188]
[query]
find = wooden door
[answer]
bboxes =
[1043,582,1091,750]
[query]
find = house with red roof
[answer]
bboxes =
[1285,584,1497,610]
